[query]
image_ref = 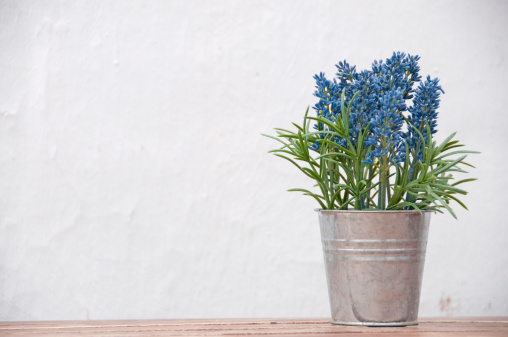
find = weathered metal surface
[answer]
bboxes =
[317,210,431,326]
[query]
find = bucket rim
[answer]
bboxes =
[315,208,434,214]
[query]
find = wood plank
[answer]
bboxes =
[0,317,506,336]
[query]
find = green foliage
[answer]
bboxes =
[263,92,478,218]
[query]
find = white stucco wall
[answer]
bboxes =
[1,0,507,321]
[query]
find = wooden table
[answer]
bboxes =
[1,317,507,336]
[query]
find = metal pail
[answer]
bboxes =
[317,210,431,326]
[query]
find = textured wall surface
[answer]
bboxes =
[0,0,507,321]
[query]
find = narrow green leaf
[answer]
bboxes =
[447,194,469,211]
[288,188,327,209]
[431,155,467,176]
[452,178,478,186]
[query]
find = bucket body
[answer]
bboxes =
[317,210,431,326]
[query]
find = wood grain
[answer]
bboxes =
[0,317,507,336]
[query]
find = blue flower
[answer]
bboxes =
[365,87,406,161]
[309,141,320,151]
[310,52,441,167]
[406,76,444,158]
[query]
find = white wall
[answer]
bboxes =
[1,0,507,321]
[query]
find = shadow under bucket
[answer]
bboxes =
[316,210,431,326]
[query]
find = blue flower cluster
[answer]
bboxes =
[311,52,443,165]
[406,76,445,160]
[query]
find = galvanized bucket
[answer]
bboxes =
[317,210,431,326]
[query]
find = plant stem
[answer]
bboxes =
[378,159,388,210]
[366,165,373,208]
[386,167,391,202]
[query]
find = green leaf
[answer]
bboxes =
[288,188,327,209]
[447,194,469,211]
[315,152,354,161]
[273,154,315,181]
[436,132,457,153]
[387,201,422,212]
[428,188,457,219]
[452,178,478,186]
[316,139,357,157]
[305,116,344,135]
[435,150,480,161]
[261,133,291,147]
[347,90,361,112]
[431,155,467,176]
[428,182,467,195]
[291,122,304,132]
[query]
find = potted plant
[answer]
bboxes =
[263,52,477,326]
